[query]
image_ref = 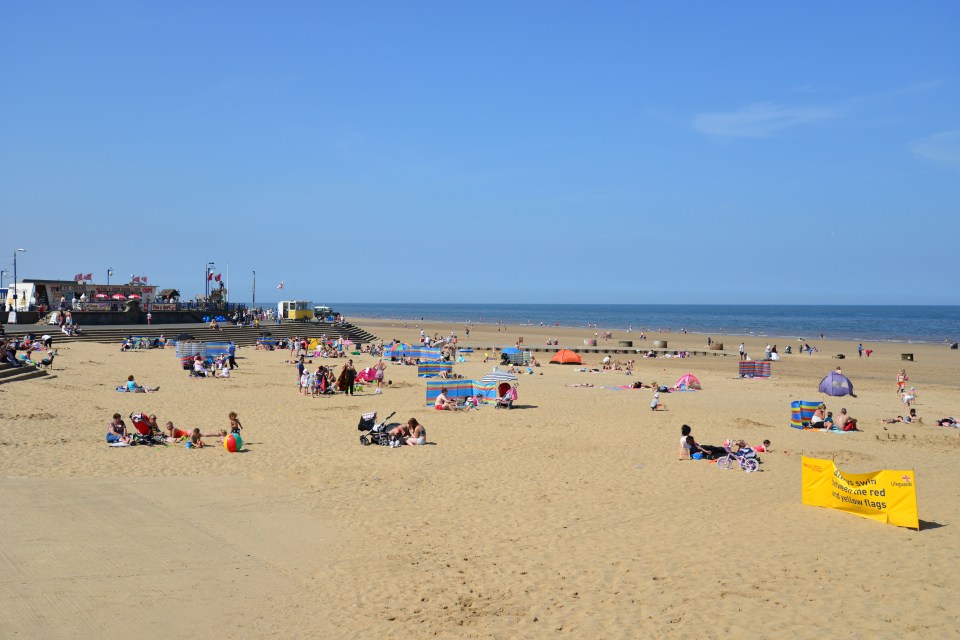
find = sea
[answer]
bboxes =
[307,303,960,345]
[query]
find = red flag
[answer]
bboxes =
[207,272,213,281]
[214,273,222,282]
[133,276,140,283]
[74,273,82,281]
[141,276,147,283]
[277,280,284,290]
[84,273,92,280]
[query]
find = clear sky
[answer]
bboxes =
[2,1,958,305]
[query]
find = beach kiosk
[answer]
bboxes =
[278,300,313,322]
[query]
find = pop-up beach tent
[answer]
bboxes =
[550,349,582,365]
[818,371,854,397]
[674,373,702,390]
[356,367,378,383]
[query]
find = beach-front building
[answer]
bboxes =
[4,278,158,312]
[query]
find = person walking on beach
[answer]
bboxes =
[896,369,908,394]
[227,341,238,369]
[857,343,863,358]
[738,342,745,360]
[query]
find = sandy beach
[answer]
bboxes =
[2,319,959,639]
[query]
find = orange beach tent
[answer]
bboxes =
[550,349,582,365]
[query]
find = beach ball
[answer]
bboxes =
[185,441,193,449]
[224,433,242,453]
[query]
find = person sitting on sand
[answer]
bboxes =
[809,404,827,428]
[192,357,208,378]
[125,374,158,393]
[435,388,458,411]
[189,428,207,448]
[754,439,772,453]
[836,408,859,431]
[106,413,132,445]
[680,424,725,460]
[405,418,427,445]
[388,421,412,445]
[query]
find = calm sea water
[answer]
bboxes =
[314,303,960,345]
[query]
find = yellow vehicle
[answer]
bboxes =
[278,300,314,321]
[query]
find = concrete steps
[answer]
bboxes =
[2,320,379,349]
[0,361,53,385]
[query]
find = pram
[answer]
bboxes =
[495,382,518,409]
[358,411,397,446]
[129,412,166,445]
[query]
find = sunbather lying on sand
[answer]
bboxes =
[165,422,225,442]
[881,408,921,424]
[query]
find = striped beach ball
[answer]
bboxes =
[224,433,242,453]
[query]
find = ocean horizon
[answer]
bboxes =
[246,302,960,345]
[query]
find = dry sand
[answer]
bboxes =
[1,320,959,639]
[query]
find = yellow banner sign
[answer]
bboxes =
[801,456,918,529]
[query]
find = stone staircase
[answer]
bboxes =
[1,320,379,349]
[0,360,54,386]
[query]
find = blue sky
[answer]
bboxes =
[2,1,958,304]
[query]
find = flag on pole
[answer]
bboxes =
[207,272,213,281]
[277,280,284,290]
[84,273,92,280]
[214,273,222,282]
[141,276,147,283]
[74,273,82,281]
[133,276,140,283]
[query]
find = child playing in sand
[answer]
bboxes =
[228,411,243,435]
[189,428,207,448]
[650,392,665,411]
[166,422,224,442]
[754,439,771,452]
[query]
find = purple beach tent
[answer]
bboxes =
[818,371,854,397]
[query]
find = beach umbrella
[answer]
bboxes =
[127,294,141,299]
[111,294,126,300]
[480,370,518,384]
[502,347,521,354]
[94,293,109,299]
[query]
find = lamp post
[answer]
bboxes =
[13,248,25,311]
[205,262,215,304]
[107,268,113,285]
[252,270,256,310]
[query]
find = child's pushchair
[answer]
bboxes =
[358,411,397,446]
[129,412,166,445]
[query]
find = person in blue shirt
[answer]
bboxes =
[227,341,238,369]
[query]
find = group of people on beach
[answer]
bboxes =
[1,334,55,368]
[106,410,243,448]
